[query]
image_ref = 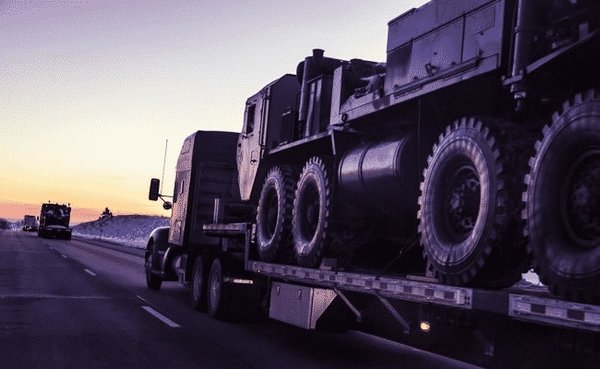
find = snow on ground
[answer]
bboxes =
[72,215,169,249]
[70,214,542,284]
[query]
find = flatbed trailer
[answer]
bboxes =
[204,222,600,368]
[145,1,600,367]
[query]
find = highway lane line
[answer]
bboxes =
[0,294,110,299]
[136,295,151,304]
[84,268,97,276]
[141,306,181,328]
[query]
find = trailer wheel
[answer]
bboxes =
[292,157,333,267]
[419,117,531,286]
[207,258,237,319]
[523,89,600,303]
[256,166,296,262]
[191,255,209,311]
[145,241,162,291]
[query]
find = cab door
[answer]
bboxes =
[237,94,265,201]
[168,135,194,246]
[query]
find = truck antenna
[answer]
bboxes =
[161,139,168,193]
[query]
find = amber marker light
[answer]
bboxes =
[419,321,431,333]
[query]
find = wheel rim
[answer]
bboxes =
[441,160,481,243]
[192,265,201,301]
[146,254,152,279]
[561,148,600,248]
[297,179,320,253]
[209,267,220,312]
[264,187,278,239]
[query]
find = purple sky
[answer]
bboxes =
[0,0,426,221]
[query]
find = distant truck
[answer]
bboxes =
[22,215,38,232]
[38,202,72,240]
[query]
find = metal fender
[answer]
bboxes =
[146,227,170,255]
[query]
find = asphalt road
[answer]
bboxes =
[0,230,481,369]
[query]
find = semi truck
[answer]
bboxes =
[146,1,600,367]
[38,202,72,240]
[22,215,38,232]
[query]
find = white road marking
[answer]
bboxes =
[48,247,54,250]
[0,294,110,299]
[84,269,97,276]
[141,306,180,328]
[136,295,151,304]
[61,254,68,259]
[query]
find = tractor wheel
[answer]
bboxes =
[191,255,209,311]
[419,117,531,286]
[523,89,600,303]
[145,241,162,291]
[256,166,296,262]
[292,157,333,268]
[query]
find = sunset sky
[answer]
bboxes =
[1,0,425,223]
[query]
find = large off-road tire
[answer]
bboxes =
[292,157,333,267]
[523,89,600,303]
[256,166,296,262]
[191,255,209,311]
[419,117,532,286]
[145,241,162,291]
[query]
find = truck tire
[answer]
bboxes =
[292,157,333,267]
[207,258,234,319]
[145,241,162,291]
[207,257,260,320]
[419,117,531,286]
[191,255,209,311]
[523,89,600,303]
[256,166,296,262]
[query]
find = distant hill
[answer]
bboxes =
[72,215,169,249]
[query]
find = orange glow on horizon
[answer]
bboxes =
[0,200,166,224]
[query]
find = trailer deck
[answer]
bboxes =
[205,222,600,333]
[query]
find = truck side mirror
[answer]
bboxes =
[149,178,160,201]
